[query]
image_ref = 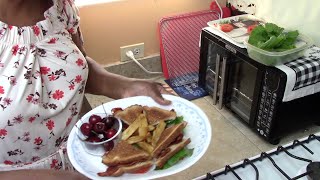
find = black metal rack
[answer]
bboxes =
[203,134,320,180]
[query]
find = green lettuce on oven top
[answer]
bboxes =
[248,23,299,52]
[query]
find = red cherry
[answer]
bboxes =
[93,122,105,133]
[103,141,114,151]
[87,136,102,143]
[103,116,116,129]
[105,129,117,139]
[89,114,102,125]
[80,123,92,136]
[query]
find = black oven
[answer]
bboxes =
[198,29,320,144]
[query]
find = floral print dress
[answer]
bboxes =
[0,0,88,171]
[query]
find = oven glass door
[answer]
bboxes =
[200,33,259,124]
[204,41,223,94]
[225,54,258,123]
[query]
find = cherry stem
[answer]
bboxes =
[102,103,108,116]
[91,130,99,136]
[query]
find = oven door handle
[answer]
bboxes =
[218,56,228,109]
[212,54,220,105]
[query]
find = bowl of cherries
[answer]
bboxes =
[77,113,122,153]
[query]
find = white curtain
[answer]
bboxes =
[227,0,319,46]
[254,0,320,46]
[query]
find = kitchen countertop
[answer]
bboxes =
[84,79,320,180]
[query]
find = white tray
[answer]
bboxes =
[207,14,264,45]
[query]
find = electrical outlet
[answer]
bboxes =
[120,43,145,62]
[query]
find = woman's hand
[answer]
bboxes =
[84,56,172,106]
[121,79,172,105]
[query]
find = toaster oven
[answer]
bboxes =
[198,28,320,144]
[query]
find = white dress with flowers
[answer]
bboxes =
[0,0,88,170]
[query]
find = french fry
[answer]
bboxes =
[146,136,152,144]
[137,141,154,154]
[138,127,148,138]
[152,120,166,146]
[147,125,155,131]
[145,132,152,143]
[138,114,148,138]
[140,114,148,127]
[127,136,145,144]
[121,114,144,140]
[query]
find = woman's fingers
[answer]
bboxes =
[124,80,173,105]
[156,82,176,95]
[151,83,171,105]
[152,94,171,105]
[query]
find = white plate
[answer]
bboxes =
[67,94,212,180]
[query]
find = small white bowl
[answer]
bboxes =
[76,113,122,156]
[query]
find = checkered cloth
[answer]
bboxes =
[285,45,320,90]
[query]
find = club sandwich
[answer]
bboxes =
[99,140,152,176]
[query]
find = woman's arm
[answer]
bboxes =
[72,30,171,105]
[0,169,88,180]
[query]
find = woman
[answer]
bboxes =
[0,0,170,179]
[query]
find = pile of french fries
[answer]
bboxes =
[121,113,166,154]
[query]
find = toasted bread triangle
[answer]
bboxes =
[155,138,191,169]
[152,121,187,157]
[143,106,177,125]
[114,105,176,126]
[98,160,153,177]
[102,140,150,166]
[113,105,144,125]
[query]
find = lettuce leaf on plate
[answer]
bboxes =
[159,148,194,170]
[166,116,184,126]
